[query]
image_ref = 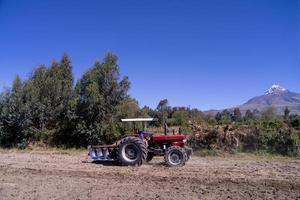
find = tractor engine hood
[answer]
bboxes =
[151,135,186,142]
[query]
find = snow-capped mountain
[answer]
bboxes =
[238,85,300,114]
[205,85,300,115]
[265,84,287,95]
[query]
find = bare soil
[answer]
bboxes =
[0,151,299,200]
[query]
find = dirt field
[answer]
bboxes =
[0,151,299,200]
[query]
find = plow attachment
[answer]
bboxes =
[88,145,117,162]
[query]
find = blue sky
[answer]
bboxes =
[0,0,299,110]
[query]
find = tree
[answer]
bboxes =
[252,109,260,118]
[289,114,300,128]
[0,76,26,147]
[140,106,154,118]
[284,107,290,120]
[220,109,232,124]
[189,108,205,124]
[114,98,142,135]
[0,52,132,147]
[0,90,9,146]
[244,109,254,121]
[49,54,75,146]
[156,99,169,126]
[22,65,48,139]
[172,110,189,126]
[0,97,4,142]
[118,98,140,118]
[20,54,75,146]
[75,52,130,145]
[157,99,169,111]
[232,108,242,122]
[215,112,222,122]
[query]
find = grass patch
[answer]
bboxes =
[0,146,87,155]
[192,149,300,161]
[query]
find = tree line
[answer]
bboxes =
[0,53,131,147]
[0,53,204,148]
[0,53,299,156]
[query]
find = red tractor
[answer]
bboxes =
[88,118,192,167]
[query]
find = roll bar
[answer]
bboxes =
[121,118,157,122]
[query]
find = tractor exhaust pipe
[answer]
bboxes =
[164,121,167,135]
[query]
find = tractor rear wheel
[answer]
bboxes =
[164,146,187,167]
[117,136,148,166]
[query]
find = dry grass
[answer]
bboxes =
[0,146,86,155]
[193,149,300,161]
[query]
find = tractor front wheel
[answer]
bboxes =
[164,146,187,167]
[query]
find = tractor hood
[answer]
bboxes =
[151,135,186,142]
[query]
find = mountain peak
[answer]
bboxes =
[205,84,300,115]
[265,84,287,95]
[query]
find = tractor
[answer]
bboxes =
[88,118,192,167]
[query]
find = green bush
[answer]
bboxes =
[240,127,259,152]
[272,130,299,156]
[190,118,300,157]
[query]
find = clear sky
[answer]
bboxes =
[0,0,299,110]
